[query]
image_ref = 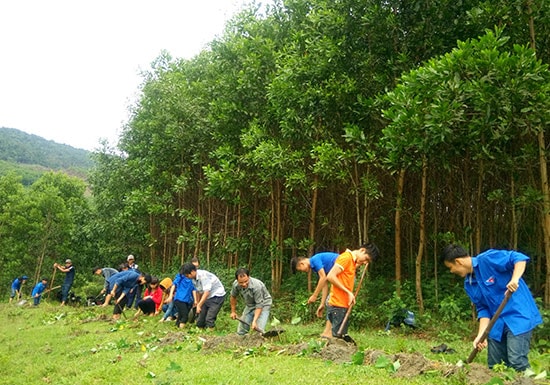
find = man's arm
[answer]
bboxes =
[308,268,328,304]
[251,307,263,330]
[507,261,526,292]
[230,295,238,319]
[473,317,490,350]
[196,290,210,313]
[54,263,70,273]
[327,264,355,306]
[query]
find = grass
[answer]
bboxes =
[0,300,546,385]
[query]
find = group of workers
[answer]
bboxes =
[8,242,543,372]
[10,258,76,306]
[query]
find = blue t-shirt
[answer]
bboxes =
[111,270,140,295]
[465,249,542,341]
[11,278,22,291]
[32,282,47,297]
[310,252,338,275]
[173,273,194,303]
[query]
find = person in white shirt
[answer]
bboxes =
[182,262,226,329]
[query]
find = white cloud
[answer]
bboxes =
[0,0,254,150]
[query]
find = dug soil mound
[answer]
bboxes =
[314,338,357,363]
[199,334,357,363]
[201,332,266,353]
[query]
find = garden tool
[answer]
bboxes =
[236,317,284,338]
[466,290,512,364]
[336,263,368,338]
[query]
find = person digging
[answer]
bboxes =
[441,244,542,371]
[107,270,151,321]
[326,243,379,342]
[229,267,272,335]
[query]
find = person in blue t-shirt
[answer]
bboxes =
[167,265,197,328]
[31,277,49,306]
[442,245,543,371]
[291,251,339,338]
[10,275,28,303]
[102,269,151,320]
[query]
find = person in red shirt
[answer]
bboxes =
[135,276,163,317]
[327,243,379,339]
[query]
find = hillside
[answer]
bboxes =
[0,127,93,184]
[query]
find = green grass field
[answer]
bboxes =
[0,300,546,385]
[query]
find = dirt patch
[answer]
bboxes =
[394,352,441,378]
[80,314,111,323]
[201,333,266,353]
[460,363,495,385]
[509,377,537,385]
[364,349,516,384]
[158,331,188,346]
[315,338,357,364]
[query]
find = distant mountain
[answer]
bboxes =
[0,127,93,184]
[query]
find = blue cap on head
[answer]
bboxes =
[22,275,28,280]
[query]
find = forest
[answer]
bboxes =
[1,0,550,318]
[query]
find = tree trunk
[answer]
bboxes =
[395,168,405,296]
[475,161,484,254]
[510,176,518,249]
[415,157,427,313]
[307,175,319,292]
[353,160,362,245]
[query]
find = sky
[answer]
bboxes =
[0,0,260,151]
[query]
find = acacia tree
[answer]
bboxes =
[382,28,550,306]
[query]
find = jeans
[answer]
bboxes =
[196,295,225,328]
[162,301,177,320]
[237,306,271,335]
[61,281,73,303]
[327,305,349,336]
[488,325,532,371]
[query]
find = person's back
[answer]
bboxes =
[310,252,338,275]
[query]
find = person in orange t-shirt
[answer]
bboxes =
[327,243,379,339]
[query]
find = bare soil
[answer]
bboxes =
[158,332,539,384]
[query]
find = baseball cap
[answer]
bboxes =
[127,254,135,261]
[65,259,72,264]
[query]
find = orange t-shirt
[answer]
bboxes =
[328,250,356,308]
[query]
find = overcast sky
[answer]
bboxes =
[0,0,260,151]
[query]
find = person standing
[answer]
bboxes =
[229,268,272,335]
[441,244,543,371]
[31,277,48,306]
[182,262,226,329]
[126,254,141,309]
[291,252,339,338]
[92,266,119,295]
[10,275,28,303]
[54,259,75,306]
[326,243,379,339]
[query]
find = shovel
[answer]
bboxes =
[466,290,512,364]
[336,264,368,337]
[236,318,284,338]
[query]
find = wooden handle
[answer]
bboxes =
[466,290,512,363]
[336,265,368,337]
